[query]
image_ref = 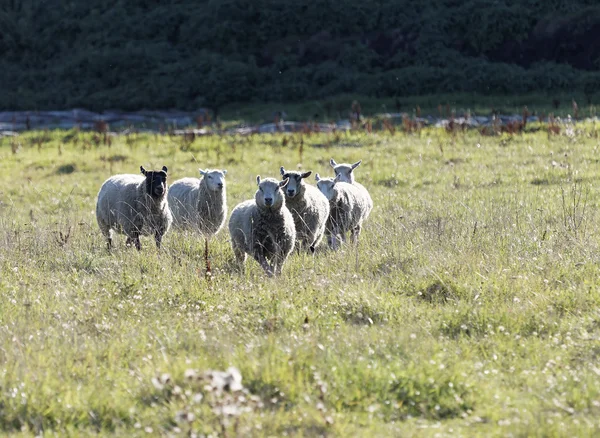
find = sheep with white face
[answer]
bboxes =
[316,173,370,250]
[329,157,373,220]
[168,168,228,236]
[228,176,296,276]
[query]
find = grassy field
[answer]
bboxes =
[1,123,600,437]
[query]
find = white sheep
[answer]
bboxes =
[315,173,370,250]
[279,166,329,253]
[228,176,296,276]
[329,158,373,220]
[168,168,228,236]
[96,165,173,250]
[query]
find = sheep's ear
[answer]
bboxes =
[140,166,147,176]
[256,175,261,185]
[199,169,207,176]
[329,158,337,168]
[280,166,286,176]
[162,165,168,173]
[315,173,321,182]
[351,160,362,170]
[222,169,227,175]
[279,177,289,188]
[301,171,312,179]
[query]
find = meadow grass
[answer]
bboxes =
[1,124,600,436]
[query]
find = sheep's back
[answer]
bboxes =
[196,182,227,236]
[330,182,364,231]
[353,182,373,220]
[168,177,200,227]
[253,206,296,258]
[228,199,257,251]
[297,184,329,241]
[97,174,143,218]
[304,184,330,219]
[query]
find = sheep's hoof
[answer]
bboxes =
[309,245,315,254]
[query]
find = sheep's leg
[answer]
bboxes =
[154,229,163,249]
[105,231,113,250]
[310,230,324,254]
[331,234,339,250]
[98,219,112,250]
[254,252,274,277]
[231,245,246,273]
[233,246,246,264]
[325,226,334,249]
[273,252,286,276]
[260,259,275,277]
[272,252,280,276]
[330,227,342,250]
[126,231,141,251]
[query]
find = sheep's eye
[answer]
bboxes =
[208,175,213,179]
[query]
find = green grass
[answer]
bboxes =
[1,124,600,436]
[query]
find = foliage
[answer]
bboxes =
[2,1,600,110]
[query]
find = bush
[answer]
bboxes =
[1,0,600,110]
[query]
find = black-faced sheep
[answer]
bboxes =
[96,165,172,250]
[279,166,329,253]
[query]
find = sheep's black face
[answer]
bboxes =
[281,173,301,198]
[141,166,168,199]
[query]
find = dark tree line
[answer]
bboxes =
[1,0,600,111]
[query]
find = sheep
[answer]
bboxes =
[96,165,173,250]
[329,158,373,219]
[228,176,296,277]
[279,166,329,253]
[315,173,370,250]
[168,168,228,236]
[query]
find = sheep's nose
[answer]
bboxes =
[287,189,295,196]
[217,183,223,189]
[264,197,273,205]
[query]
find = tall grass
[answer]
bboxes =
[0,126,600,436]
